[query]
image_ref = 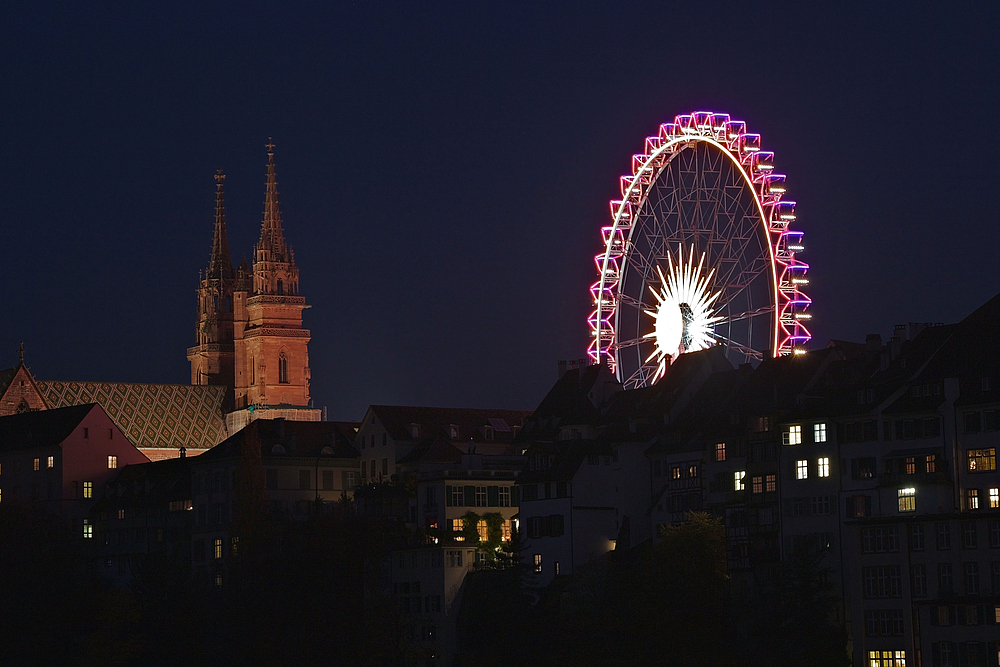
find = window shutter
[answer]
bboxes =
[487,486,499,507]
[864,496,872,517]
[464,486,475,507]
[512,486,520,507]
[446,485,453,507]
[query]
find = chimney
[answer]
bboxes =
[865,333,882,353]
[179,446,186,459]
[909,322,930,340]
[890,324,906,360]
[558,360,568,379]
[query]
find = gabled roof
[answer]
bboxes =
[0,403,96,452]
[397,436,464,466]
[38,381,228,452]
[368,405,532,444]
[197,418,360,462]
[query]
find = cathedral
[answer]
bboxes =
[187,141,321,434]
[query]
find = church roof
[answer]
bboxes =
[37,381,228,452]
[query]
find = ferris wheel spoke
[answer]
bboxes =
[713,333,765,362]
[718,306,773,325]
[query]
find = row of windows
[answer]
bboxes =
[865,520,1000,553]
[966,487,1000,510]
[3,455,116,474]
[782,423,828,445]
[527,515,564,539]
[786,496,831,517]
[360,432,388,450]
[449,518,512,542]
[794,457,831,479]
[443,484,515,507]
[398,594,442,614]
[963,409,1000,434]
[361,459,389,480]
[653,460,699,479]
[909,562,1000,597]
[263,468,352,491]
[520,482,563,502]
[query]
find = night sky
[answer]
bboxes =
[3,2,999,420]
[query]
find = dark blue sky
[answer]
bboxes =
[2,2,999,420]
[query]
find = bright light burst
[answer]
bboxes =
[643,245,723,382]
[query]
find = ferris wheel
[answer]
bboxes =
[587,111,812,390]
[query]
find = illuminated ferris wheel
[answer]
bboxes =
[587,111,812,390]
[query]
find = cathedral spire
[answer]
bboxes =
[208,169,233,279]
[258,138,288,262]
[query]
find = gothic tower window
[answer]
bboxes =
[277,279,284,296]
[278,352,288,384]
[251,358,255,385]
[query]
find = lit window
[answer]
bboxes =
[867,650,906,667]
[83,481,93,499]
[715,443,726,462]
[904,457,915,474]
[214,574,223,588]
[925,455,936,473]
[452,518,464,541]
[785,425,802,445]
[501,520,512,541]
[33,458,39,471]
[688,464,698,478]
[83,519,93,539]
[533,554,542,573]
[796,460,808,480]
[813,423,827,443]
[117,509,125,520]
[967,488,980,510]
[991,488,999,509]
[477,520,488,542]
[968,448,997,472]
[671,466,681,480]
[734,471,745,491]
[108,455,117,469]
[818,457,830,478]
[214,538,223,559]
[898,488,916,512]
[766,474,776,492]
[752,476,763,494]
[47,456,54,469]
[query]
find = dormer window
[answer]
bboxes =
[271,444,286,454]
[321,446,334,455]
[449,425,459,439]
[410,424,420,439]
[484,425,494,441]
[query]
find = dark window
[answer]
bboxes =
[862,566,902,598]
[911,564,927,597]
[910,524,925,551]
[266,469,277,490]
[937,522,952,550]
[963,522,978,549]
[966,412,983,434]
[847,495,872,518]
[299,470,311,490]
[276,279,283,295]
[278,354,288,384]
[322,470,334,490]
[965,562,980,595]
[851,458,876,479]
[938,563,954,594]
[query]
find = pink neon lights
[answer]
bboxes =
[587,111,813,374]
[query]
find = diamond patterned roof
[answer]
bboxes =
[37,381,228,451]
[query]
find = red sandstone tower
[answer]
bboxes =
[190,142,320,433]
[187,170,251,408]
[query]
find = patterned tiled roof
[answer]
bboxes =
[37,381,228,451]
